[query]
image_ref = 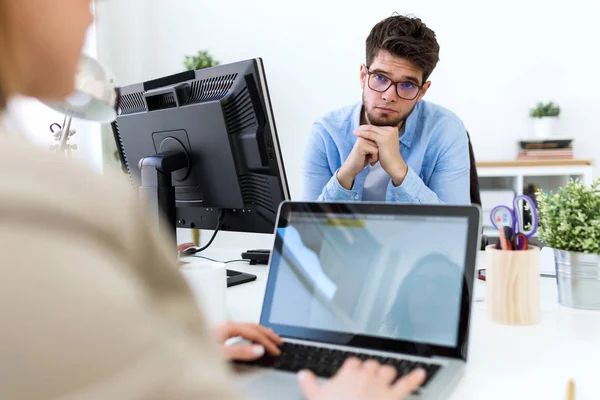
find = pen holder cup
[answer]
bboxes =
[485,245,541,325]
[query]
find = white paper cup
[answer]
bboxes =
[179,259,228,326]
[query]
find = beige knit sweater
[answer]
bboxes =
[0,128,240,400]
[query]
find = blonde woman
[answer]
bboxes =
[0,1,424,399]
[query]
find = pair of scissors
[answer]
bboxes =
[49,122,62,133]
[491,194,538,250]
[497,225,528,251]
[50,122,63,139]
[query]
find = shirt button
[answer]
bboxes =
[354,195,359,199]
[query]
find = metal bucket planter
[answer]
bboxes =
[554,249,600,310]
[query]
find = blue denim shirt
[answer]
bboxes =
[301,100,470,204]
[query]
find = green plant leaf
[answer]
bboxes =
[183,50,220,71]
[529,101,561,118]
[536,177,600,254]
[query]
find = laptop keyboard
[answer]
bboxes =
[236,342,441,387]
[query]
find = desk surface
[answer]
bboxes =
[187,247,600,400]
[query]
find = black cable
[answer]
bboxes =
[181,210,225,255]
[189,254,249,264]
[224,260,249,265]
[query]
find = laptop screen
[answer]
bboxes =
[261,203,479,358]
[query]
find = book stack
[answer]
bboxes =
[518,139,573,160]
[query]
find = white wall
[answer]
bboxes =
[7,23,103,173]
[95,0,600,198]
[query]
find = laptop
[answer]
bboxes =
[234,201,481,399]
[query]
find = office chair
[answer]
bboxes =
[466,131,488,250]
[466,131,481,207]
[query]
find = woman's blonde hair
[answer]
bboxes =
[0,1,18,109]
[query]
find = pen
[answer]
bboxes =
[567,379,575,400]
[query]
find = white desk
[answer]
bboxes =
[189,247,600,400]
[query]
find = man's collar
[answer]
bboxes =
[401,102,420,148]
[351,103,363,139]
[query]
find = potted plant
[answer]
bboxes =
[184,50,219,71]
[536,178,600,310]
[529,101,560,138]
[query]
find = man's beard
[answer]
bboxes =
[363,96,415,127]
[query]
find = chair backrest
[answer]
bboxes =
[466,131,488,249]
[466,131,481,207]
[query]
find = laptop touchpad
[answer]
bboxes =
[233,365,306,400]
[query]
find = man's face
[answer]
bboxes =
[360,50,431,127]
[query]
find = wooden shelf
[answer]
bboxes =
[477,159,594,237]
[477,159,594,168]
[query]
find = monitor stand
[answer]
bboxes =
[138,150,187,249]
[138,150,255,287]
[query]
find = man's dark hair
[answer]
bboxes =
[366,14,440,83]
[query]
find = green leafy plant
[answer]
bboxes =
[184,50,219,71]
[529,101,560,118]
[536,178,600,254]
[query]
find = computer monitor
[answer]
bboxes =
[112,58,290,284]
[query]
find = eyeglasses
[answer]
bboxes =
[366,67,423,101]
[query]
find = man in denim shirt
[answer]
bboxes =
[302,15,470,205]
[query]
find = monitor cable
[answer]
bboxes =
[180,209,225,256]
